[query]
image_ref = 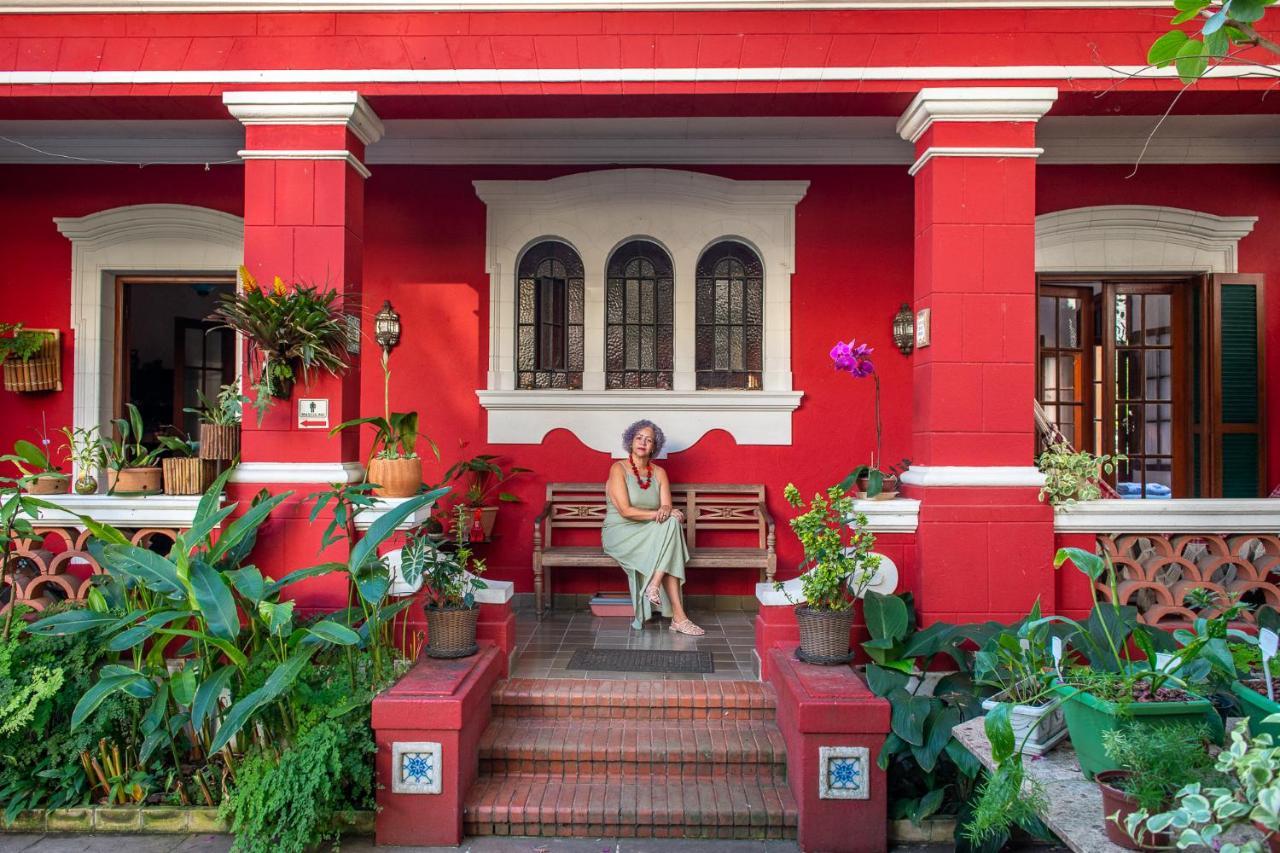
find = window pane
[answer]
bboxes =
[1144,294,1171,345]
[697,241,765,389]
[1039,297,1057,349]
[606,240,672,389]
[516,240,583,389]
[1145,350,1172,401]
[1058,298,1080,349]
[1114,350,1142,400]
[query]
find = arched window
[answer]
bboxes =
[696,241,763,390]
[606,240,674,389]
[516,240,584,389]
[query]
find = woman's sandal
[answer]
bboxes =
[669,618,705,636]
[645,584,662,606]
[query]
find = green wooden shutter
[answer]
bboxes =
[1210,274,1266,497]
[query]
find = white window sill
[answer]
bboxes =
[1054,498,1280,533]
[476,389,803,454]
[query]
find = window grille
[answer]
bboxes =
[695,241,763,390]
[516,240,584,389]
[605,240,674,389]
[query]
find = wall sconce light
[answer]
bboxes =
[374,300,401,354]
[892,303,915,355]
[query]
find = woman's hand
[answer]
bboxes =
[671,508,685,523]
[655,505,672,523]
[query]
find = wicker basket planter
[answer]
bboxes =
[367,456,422,498]
[2,329,61,393]
[197,423,240,461]
[162,458,218,495]
[108,466,163,496]
[424,604,480,659]
[794,605,856,664]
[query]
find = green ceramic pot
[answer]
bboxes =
[1231,680,1280,739]
[1052,682,1222,780]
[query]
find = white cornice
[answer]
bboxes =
[474,168,810,210]
[0,1,1181,11]
[222,91,384,146]
[230,461,365,484]
[1055,499,1280,534]
[353,497,436,532]
[54,202,243,249]
[908,145,1043,175]
[237,148,372,178]
[896,86,1060,143]
[899,465,1046,487]
[30,494,210,529]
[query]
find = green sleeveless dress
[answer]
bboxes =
[602,469,690,629]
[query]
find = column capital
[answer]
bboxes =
[896,87,1058,144]
[222,90,384,146]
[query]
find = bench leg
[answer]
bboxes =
[533,553,544,620]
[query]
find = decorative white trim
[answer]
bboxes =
[4,66,1275,87]
[0,1,1188,12]
[908,146,1044,176]
[236,148,372,178]
[476,390,804,454]
[222,90,384,146]
[896,87,1060,143]
[54,204,244,444]
[899,465,1045,488]
[846,498,921,534]
[818,746,871,801]
[386,548,513,601]
[31,494,209,528]
[229,461,364,484]
[391,741,442,795]
[1035,205,1258,274]
[474,169,807,451]
[756,551,899,606]
[1054,499,1280,534]
[353,496,437,532]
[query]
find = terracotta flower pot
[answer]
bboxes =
[24,472,67,494]
[367,456,422,498]
[1096,770,1172,851]
[108,466,163,495]
[198,423,240,461]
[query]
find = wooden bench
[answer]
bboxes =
[532,482,776,616]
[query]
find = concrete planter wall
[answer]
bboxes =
[1,807,374,835]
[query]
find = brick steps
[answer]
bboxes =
[478,718,788,781]
[491,677,777,720]
[463,777,798,839]
[466,678,797,839]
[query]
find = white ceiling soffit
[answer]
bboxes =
[1,115,1279,165]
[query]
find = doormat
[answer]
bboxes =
[566,648,714,674]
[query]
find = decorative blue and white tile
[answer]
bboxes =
[392,741,442,795]
[818,745,870,800]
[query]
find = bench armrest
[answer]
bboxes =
[533,501,554,550]
[758,501,776,551]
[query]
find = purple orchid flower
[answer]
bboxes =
[830,340,875,378]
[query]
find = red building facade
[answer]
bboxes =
[1,1,1276,629]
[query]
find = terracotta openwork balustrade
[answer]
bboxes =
[1055,499,1280,626]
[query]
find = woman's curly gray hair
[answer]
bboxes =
[622,419,666,457]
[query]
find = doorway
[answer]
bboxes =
[114,276,236,440]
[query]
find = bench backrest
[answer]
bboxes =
[543,482,768,550]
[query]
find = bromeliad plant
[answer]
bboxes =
[209,267,350,421]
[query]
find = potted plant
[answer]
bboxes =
[443,453,531,541]
[185,382,247,461]
[842,457,912,500]
[157,434,218,495]
[1046,547,1227,780]
[60,425,105,494]
[208,267,350,420]
[974,606,1068,757]
[104,403,164,495]
[1125,720,1280,853]
[401,514,488,659]
[1096,722,1223,850]
[777,482,882,664]
[0,323,59,393]
[829,338,908,498]
[331,411,437,498]
[0,426,67,495]
[1037,439,1124,506]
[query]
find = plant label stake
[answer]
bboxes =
[1051,636,1064,681]
[1261,628,1278,702]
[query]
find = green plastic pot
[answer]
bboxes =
[1052,682,1223,780]
[1231,680,1280,739]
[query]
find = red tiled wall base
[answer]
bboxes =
[766,646,890,853]
[373,644,504,846]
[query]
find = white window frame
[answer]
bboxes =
[474,168,807,455]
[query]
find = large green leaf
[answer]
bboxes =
[1148,28,1189,65]
[106,610,190,652]
[192,466,236,536]
[207,490,292,564]
[1174,37,1208,82]
[228,566,266,603]
[182,503,237,558]
[265,562,344,596]
[353,562,391,607]
[207,651,314,754]
[191,665,237,731]
[889,690,933,746]
[72,671,148,730]
[100,544,185,598]
[945,738,981,779]
[911,705,961,773]
[26,610,120,636]
[348,489,445,573]
[171,665,198,707]
[189,559,239,641]
[77,515,132,547]
[984,701,1015,764]
[153,628,247,669]
[865,663,910,698]
[306,620,360,646]
[863,591,909,644]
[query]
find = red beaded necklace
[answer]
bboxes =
[628,455,653,490]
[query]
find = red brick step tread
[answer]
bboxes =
[492,678,777,719]
[478,718,788,781]
[463,776,798,840]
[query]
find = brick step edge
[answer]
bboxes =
[463,778,798,840]
[479,759,789,783]
[1,806,374,835]
[492,679,777,718]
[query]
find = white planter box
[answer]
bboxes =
[981,697,1068,757]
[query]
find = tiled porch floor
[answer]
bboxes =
[509,608,758,681]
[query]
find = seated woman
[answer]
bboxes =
[602,419,704,635]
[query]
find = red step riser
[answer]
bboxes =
[478,758,789,782]
[462,823,794,840]
[491,706,775,720]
